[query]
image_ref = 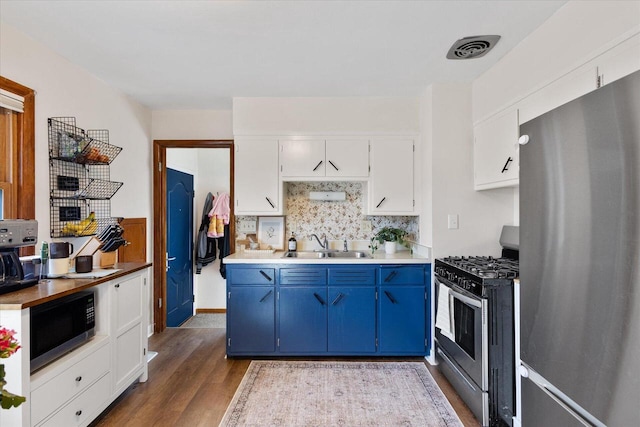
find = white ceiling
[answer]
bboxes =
[0,1,567,110]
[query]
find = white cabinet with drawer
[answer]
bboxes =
[36,373,110,427]
[30,339,110,426]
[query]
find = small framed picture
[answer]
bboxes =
[257,216,286,250]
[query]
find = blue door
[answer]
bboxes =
[166,168,194,327]
[279,287,328,353]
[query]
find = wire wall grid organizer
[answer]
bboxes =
[48,117,123,238]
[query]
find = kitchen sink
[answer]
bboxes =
[282,251,371,259]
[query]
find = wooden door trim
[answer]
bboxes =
[0,77,36,254]
[152,140,234,333]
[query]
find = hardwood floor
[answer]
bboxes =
[91,328,480,427]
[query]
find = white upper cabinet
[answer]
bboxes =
[235,138,281,215]
[280,139,326,177]
[280,138,369,179]
[369,138,415,214]
[597,34,640,88]
[474,109,520,190]
[325,139,369,177]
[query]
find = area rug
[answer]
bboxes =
[179,313,226,328]
[219,360,463,427]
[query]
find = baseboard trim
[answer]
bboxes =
[196,308,226,314]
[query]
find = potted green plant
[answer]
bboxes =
[374,227,407,254]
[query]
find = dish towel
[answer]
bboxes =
[435,283,455,341]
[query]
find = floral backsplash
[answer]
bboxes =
[236,181,419,244]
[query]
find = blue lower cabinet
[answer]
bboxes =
[226,263,430,356]
[227,285,275,354]
[328,286,376,353]
[379,285,427,354]
[279,286,328,353]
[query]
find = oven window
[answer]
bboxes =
[454,298,476,359]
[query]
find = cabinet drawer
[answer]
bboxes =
[328,267,375,285]
[31,343,110,426]
[229,268,276,285]
[36,372,111,427]
[280,268,326,285]
[378,266,425,285]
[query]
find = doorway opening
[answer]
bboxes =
[153,140,234,333]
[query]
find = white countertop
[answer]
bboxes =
[223,250,430,265]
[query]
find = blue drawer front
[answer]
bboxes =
[228,268,276,285]
[280,268,327,285]
[379,266,425,285]
[328,267,376,285]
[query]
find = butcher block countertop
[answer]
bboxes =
[223,250,430,265]
[0,261,152,310]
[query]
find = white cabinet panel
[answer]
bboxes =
[519,67,598,125]
[235,138,280,214]
[280,138,369,179]
[369,139,414,214]
[474,109,520,190]
[598,35,640,87]
[112,272,146,392]
[280,139,325,177]
[325,139,369,178]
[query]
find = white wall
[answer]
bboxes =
[473,1,640,123]
[428,83,515,258]
[233,97,420,135]
[0,23,153,253]
[152,110,233,140]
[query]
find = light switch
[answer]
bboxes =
[447,214,459,230]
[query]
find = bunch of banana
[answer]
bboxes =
[61,211,97,236]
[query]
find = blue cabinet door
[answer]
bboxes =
[279,287,327,353]
[379,286,426,354]
[328,286,376,353]
[227,285,276,354]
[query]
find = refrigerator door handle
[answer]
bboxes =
[524,366,606,427]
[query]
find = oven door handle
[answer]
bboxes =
[436,278,482,308]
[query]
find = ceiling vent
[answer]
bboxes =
[446,35,501,60]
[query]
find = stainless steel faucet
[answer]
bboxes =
[310,233,328,250]
[343,239,348,252]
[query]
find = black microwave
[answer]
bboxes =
[30,290,96,372]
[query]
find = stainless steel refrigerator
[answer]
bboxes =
[519,69,640,426]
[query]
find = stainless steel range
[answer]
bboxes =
[434,227,518,427]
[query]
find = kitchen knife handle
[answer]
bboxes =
[312,160,323,171]
[328,160,339,171]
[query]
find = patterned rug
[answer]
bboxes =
[219,360,463,427]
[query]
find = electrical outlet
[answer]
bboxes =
[361,220,372,233]
[447,214,459,230]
